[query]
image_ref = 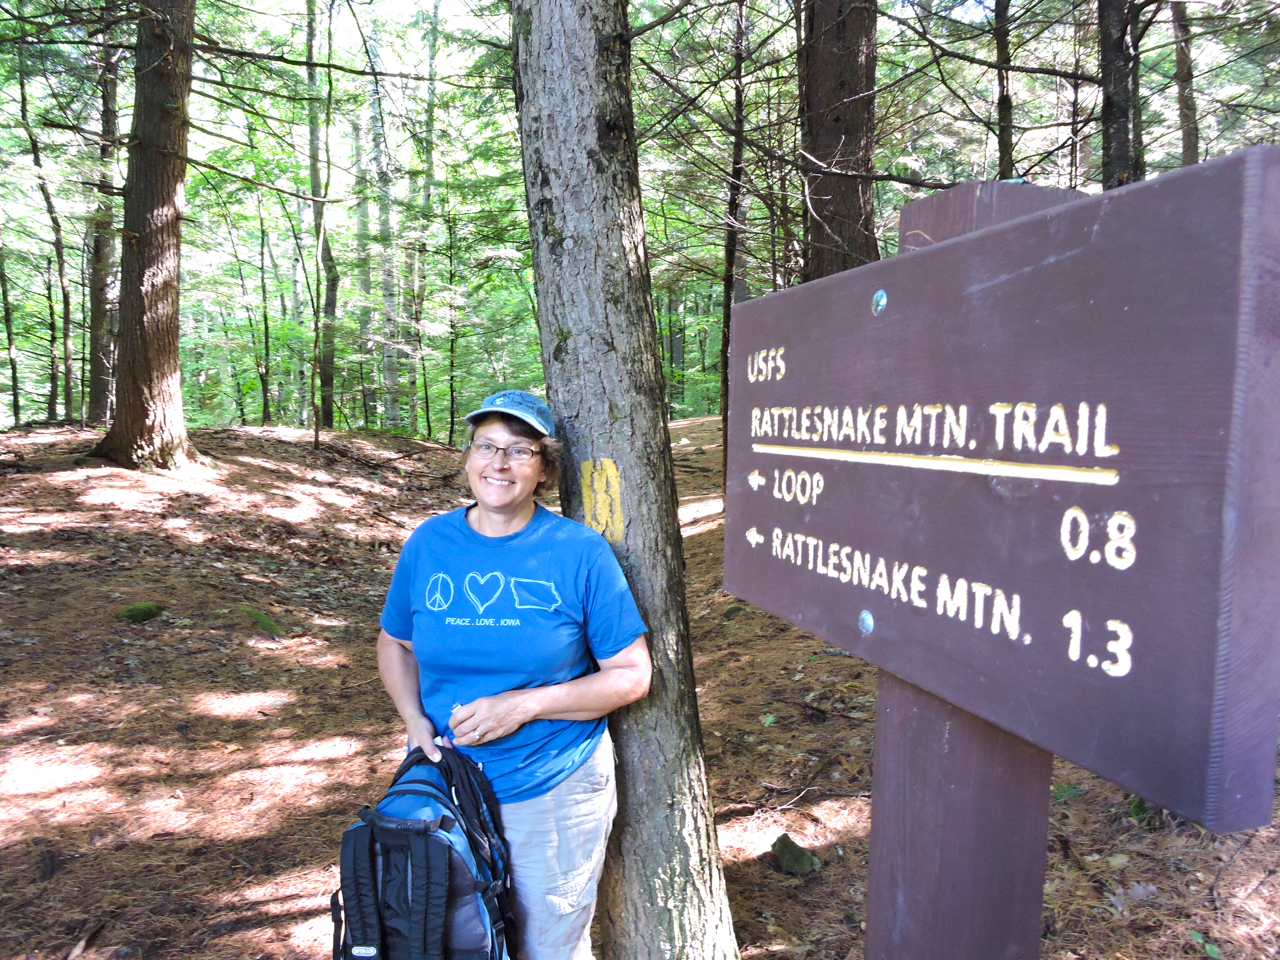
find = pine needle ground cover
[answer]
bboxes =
[1,420,1277,959]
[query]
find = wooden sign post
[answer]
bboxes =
[723,147,1280,959]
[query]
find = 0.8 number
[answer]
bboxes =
[1060,507,1136,570]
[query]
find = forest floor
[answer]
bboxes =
[2,418,1279,960]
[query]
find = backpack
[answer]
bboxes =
[331,745,519,960]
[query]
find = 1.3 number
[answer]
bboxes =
[1059,508,1137,570]
[1063,610,1133,678]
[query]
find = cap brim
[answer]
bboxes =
[464,406,552,437]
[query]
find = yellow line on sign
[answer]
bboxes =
[751,443,1119,486]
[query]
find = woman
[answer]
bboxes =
[377,389,652,960]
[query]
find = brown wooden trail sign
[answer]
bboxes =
[725,147,1280,833]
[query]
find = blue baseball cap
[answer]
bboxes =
[465,390,555,438]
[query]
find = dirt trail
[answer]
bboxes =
[2,421,1277,959]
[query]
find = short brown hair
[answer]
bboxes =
[464,412,561,499]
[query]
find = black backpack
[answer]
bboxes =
[331,746,519,960]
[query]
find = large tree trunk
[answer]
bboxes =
[1098,0,1132,189]
[799,0,879,277]
[511,2,740,958]
[89,8,120,424]
[92,0,198,468]
[1171,0,1199,166]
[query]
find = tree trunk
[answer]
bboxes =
[45,261,58,420]
[1171,0,1198,166]
[511,2,740,958]
[89,6,120,424]
[1098,0,1132,189]
[800,0,879,277]
[353,117,375,427]
[219,310,248,425]
[368,25,399,431]
[0,236,17,425]
[720,0,747,490]
[18,55,73,422]
[1128,0,1146,182]
[257,198,273,425]
[995,0,1014,180]
[307,0,339,430]
[93,0,199,468]
[445,212,458,447]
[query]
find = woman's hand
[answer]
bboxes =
[448,636,652,746]
[449,691,536,746]
[406,714,445,760]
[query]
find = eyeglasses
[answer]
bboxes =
[470,441,542,464]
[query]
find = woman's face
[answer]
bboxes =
[465,419,547,516]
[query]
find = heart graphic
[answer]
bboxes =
[465,572,505,614]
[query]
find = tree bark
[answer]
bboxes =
[720,0,747,491]
[1098,0,1132,189]
[256,197,273,424]
[353,117,375,427]
[89,6,120,424]
[307,0,339,430]
[1127,0,1147,182]
[18,55,73,421]
[1171,0,1198,166]
[0,235,17,425]
[512,1,740,958]
[368,25,399,430]
[92,0,199,468]
[995,0,1014,180]
[800,0,880,277]
[45,261,58,420]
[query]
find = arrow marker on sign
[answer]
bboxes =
[745,527,765,548]
[747,469,766,491]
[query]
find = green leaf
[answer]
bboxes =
[1205,945,1221,959]
[760,712,777,727]
[1050,783,1084,803]
[240,606,282,637]
[1189,931,1205,945]
[118,602,164,624]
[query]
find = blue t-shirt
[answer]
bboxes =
[380,504,648,802]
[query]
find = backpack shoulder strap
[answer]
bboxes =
[406,832,450,960]
[339,820,382,959]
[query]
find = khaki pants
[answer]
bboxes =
[500,730,617,960]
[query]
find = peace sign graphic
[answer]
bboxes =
[425,573,454,612]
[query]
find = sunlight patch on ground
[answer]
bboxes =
[188,691,297,720]
[0,753,106,797]
[0,509,94,529]
[0,788,123,842]
[678,495,724,523]
[276,737,366,762]
[285,911,334,955]
[717,797,871,866]
[0,713,57,738]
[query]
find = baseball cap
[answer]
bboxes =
[465,390,555,438]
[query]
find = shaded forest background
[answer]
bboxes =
[1,0,1277,436]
